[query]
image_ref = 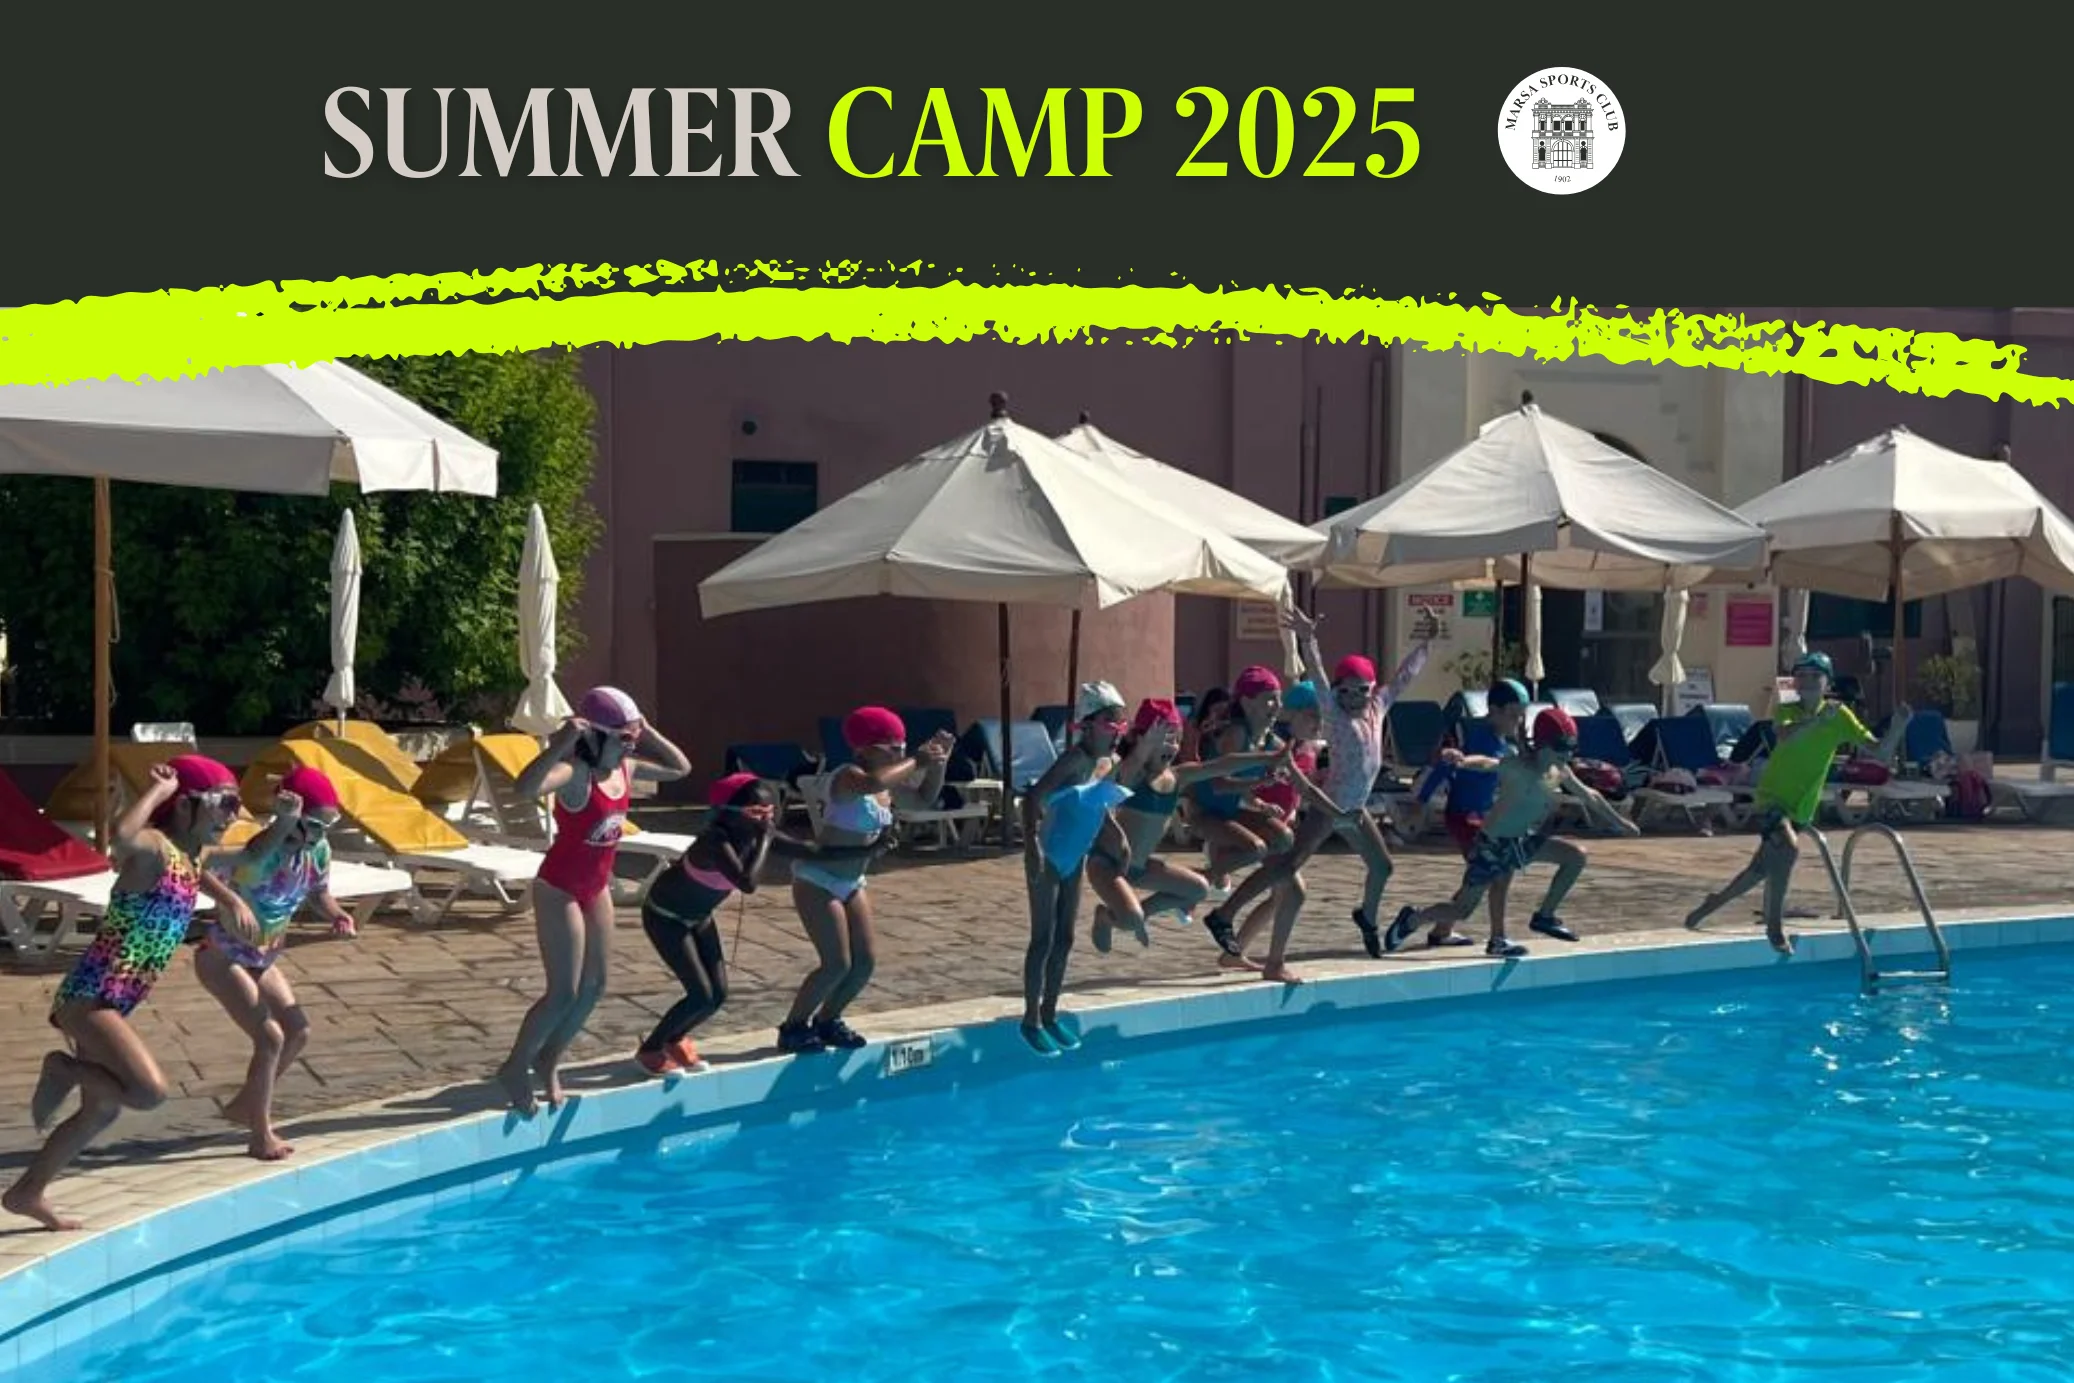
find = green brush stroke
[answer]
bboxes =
[0,261,2058,406]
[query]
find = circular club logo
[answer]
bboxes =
[1497,67,1625,195]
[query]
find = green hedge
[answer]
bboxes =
[0,349,602,734]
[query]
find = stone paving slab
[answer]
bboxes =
[4,812,2073,1186]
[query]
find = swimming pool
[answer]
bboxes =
[23,940,2074,1381]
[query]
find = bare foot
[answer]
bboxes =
[541,1067,567,1110]
[3,1183,82,1232]
[1768,928,1795,956]
[1218,952,1265,973]
[1685,898,1717,931]
[30,1052,75,1132]
[1261,963,1305,985]
[495,1061,538,1117]
[247,1131,295,1162]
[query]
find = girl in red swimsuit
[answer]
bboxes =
[496,687,690,1116]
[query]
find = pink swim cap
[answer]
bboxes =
[707,771,760,808]
[578,686,642,729]
[1232,666,1282,701]
[1132,698,1182,736]
[151,754,238,827]
[279,765,341,813]
[1333,654,1378,686]
[843,706,906,750]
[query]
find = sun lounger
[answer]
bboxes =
[1604,703,1657,743]
[1627,717,1735,831]
[1689,704,1753,762]
[1547,688,1602,718]
[242,739,542,926]
[1029,704,1071,751]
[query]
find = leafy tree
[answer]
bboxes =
[0,349,601,734]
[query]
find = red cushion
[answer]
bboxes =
[0,767,107,882]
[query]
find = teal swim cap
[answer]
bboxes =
[1793,652,1835,679]
[1487,678,1531,708]
[1283,680,1320,712]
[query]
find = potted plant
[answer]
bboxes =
[1442,642,1526,693]
[1916,653,1983,754]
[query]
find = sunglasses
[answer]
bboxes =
[868,741,907,756]
[190,788,242,812]
[302,813,341,835]
[1337,683,1376,697]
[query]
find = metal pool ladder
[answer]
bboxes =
[1802,823,1951,992]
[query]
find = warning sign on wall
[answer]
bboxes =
[1233,601,1281,642]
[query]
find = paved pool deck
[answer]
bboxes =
[5,798,2072,1199]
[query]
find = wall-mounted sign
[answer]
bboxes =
[1674,666,1715,714]
[1407,592,1456,609]
[1584,590,1605,632]
[1725,596,1775,647]
[1463,589,1499,619]
[1233,601,1281,642]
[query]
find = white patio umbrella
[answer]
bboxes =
[0,361,499,847]
[319,509,363,730]
[1781,588,1811,669]
[1738,428,2074,705]
[700,394,1292,826]
[511,502,573,738]
[1053,413,1326,694]
[1315,394,1771,591]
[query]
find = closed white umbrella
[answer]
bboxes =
[511,503,573,738]
[320,509,362,729]
[0,361,499,848]
[1650,588,1689,712]
[1782,588,1811,667]
[1523,577,1546,687]
[1738,428,2074,704]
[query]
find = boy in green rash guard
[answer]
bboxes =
[1684,653,1911,955]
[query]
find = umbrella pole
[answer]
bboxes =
[1888,516,1906,715]
[1065,608,1081,714]
[92,476,112,854]
[1520,551,1536,700]
[998,603,1015,851]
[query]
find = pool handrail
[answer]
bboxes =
[1801,822,1951,990]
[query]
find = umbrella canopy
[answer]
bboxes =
[1051,418,1327,565]
[320,509,363,720]
[1735,428,2074,602]
[0,361,498,497]
[0,360,499,849]
[1314,397,1770,591]
[699,407,1291,618]
[511,503,573,737]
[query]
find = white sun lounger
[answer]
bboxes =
[335,840,544,927]
[0,859,410,958]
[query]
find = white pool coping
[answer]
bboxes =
[2,907,2067,1371]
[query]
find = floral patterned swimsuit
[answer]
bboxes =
[51,841,202,1023]
[205,838,331,970]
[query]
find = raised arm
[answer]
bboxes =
[628,724,693,783]
[514,720,588,801]
[1171,742,1289,788]
[1557,764,1641,836]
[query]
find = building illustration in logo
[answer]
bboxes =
[1530,98,1593,171]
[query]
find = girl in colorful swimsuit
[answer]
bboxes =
[1020,682,1133,1055]
[636,773,886,1075]
[1086,699,1288,954]
[497,687,691,1116]
[779,707,953,1055]
[197,765,352,1162]
[1188,666,1292,901]
[6,757,250,1232]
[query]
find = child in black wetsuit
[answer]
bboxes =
[635,773,882,1074]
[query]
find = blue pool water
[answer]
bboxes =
[25,946,2074,1381]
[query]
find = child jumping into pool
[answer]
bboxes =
[636,772,889,1075]
[6,757,250,1231]
[1021,682,1133,1055]
[1407,678,1532,948]
[498,689,691,1116]
[780,707,953,1055]
[1199,608,1426,960]
[1221,678,1337,983]
[1086,699,1292,954]
[1684,653,1911,954]
[198,765,354,1162]
[1189,667,1292,903]
[1387,708,1640,958]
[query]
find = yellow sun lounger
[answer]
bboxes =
[242,739,541,926]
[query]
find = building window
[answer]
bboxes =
[1807,593,1923,641]
[1322,494,1362,518]
[731,460,818,533]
